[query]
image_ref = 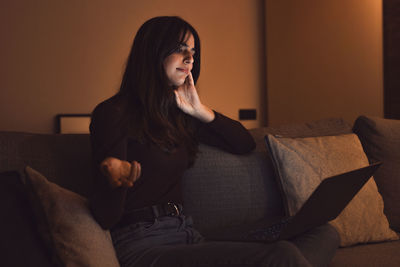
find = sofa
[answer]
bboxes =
[1,115,400,267]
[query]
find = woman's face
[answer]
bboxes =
[163,32,195,87]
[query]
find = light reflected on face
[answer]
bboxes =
[163,32,195,87]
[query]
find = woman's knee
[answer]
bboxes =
[261,241,312,267]
[319,224,341,245]
[291,224,340,267]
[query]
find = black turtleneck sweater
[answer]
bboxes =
[89,96,256,229]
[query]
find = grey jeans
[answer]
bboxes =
[110,214,339,267]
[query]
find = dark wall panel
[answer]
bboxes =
[384,0,400,119]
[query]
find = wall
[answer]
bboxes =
[0,0,385,133]
[266,0,383,126]
[0,0,264,133]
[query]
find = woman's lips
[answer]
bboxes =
[177,68,189,74]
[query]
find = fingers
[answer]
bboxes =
[188,71,194,86]
[100,157,117,178]
[110,178,123,188]
[101,160,122,188]
[178,71,194,91]
[100,157,141,188]
[129,161,141,183]
[120,160,141,188]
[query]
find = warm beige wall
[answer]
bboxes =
[1,0,384,132]
[266,0,383,126]
[0,0,264,133]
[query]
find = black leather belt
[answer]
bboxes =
[117,202,182,228]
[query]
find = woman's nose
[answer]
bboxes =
[184,53,194,64]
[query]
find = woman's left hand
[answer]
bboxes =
[174,72,215,123]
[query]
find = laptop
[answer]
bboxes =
[206,161,382,243]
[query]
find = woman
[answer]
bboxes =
[90,16,339,266]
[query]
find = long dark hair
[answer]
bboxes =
[116,16,201,164]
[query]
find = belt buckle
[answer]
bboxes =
[167,202,180,216]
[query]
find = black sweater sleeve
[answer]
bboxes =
[89,101,129,229]
[195,111,256,154]
[89,105,254,229]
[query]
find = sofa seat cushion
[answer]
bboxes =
[330,239,400,267]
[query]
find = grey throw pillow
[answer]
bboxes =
[23,166,120,267]
[353,116,400,232]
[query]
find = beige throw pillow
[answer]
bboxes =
[266,133,398,247]
[24,166,120,267]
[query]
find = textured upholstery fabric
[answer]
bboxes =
[24,166,120,267]
[182,118,353,234]
[261,117,353,138]
[1,117,400,266]
[0,132,93,197]
[266,134,398,246]
[182,140,284,234]
[0,171,54,267]
[353,116,400,232]
[330,239,400,267]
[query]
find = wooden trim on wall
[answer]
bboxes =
[383,0,400,119]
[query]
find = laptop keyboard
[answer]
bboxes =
[246,217,293,242]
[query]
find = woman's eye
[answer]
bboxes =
[173,45,194,55]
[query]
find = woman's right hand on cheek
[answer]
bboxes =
[100,157,141,188]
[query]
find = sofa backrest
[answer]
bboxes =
[182,130,284,234]
[0,132,93,197]
[0,130,284,234]
[0,118,352,234]
[183,118,353,234]
[0,130,284,233]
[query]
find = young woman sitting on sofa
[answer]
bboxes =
[89,16,339,267]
